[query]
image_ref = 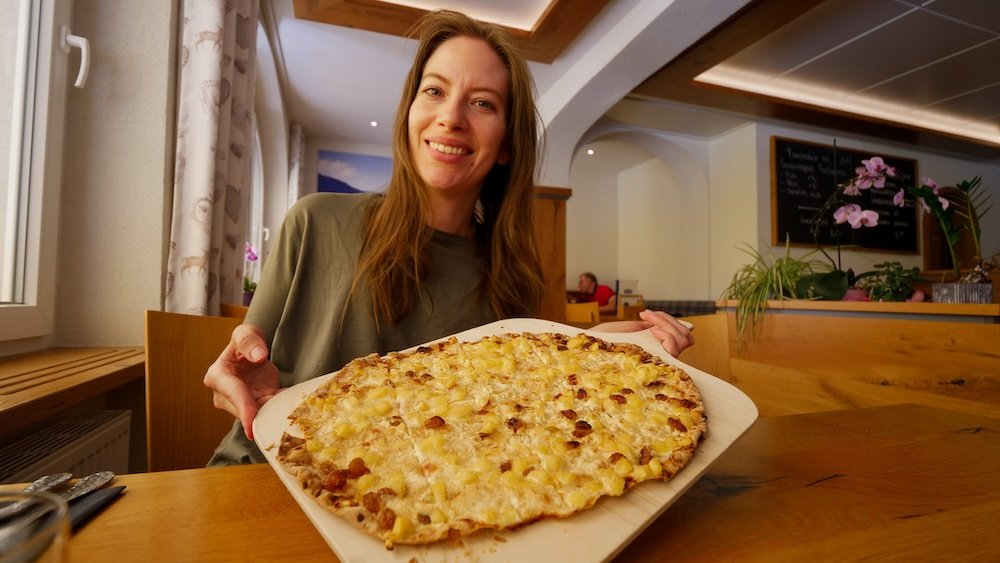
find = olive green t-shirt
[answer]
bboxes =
[208,192,496,465]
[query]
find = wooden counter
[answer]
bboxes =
[33,404,1000,562]
[718,299,1000,323]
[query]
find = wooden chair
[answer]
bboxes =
[144,310,243,472]
[674,312,732,379]
[565,301,600,324]
[219,303,249,319]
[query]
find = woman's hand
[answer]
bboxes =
[590,309,694,358]
[203,323,281,440]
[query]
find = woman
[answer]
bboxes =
[204,10,692,465]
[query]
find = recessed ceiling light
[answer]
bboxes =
[370,121,378,127]
[587,149,595,155]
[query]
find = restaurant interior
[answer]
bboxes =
[1,0,998,560]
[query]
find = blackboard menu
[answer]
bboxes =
[771,137,919,253]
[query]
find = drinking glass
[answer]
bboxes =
[0,491,70,563]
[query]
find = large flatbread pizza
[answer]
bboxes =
[276,332,706,549]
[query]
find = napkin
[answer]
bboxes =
[69,486,125,531]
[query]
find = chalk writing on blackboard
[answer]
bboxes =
[770,137,918,253]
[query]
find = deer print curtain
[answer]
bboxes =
[166,0,259,314]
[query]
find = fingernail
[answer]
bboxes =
[250,346,266,362]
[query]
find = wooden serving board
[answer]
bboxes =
[254,319,758,562]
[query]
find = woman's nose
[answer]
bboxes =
[437,99,467,130]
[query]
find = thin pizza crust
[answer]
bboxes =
[277,332,706,548]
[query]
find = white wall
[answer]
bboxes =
[255,24,289,264]
[53,0,178,346]
[565,119,1000,303]
[566,164,619,291]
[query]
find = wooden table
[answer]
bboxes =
[54,404,999,561]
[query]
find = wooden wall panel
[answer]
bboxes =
[533,187,571,322]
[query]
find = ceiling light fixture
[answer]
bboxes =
[694,68,1000,146]
[587,149,595,155]
[370,121,378,127]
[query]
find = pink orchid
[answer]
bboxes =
[922,177,938,193]
[245,242,259,262]
[833,203,861,224]
[893,189,906,207]
[851,209,879,228]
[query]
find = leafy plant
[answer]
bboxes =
[854,261,924,302]
[243,242,259,294]
[722,239,830,347]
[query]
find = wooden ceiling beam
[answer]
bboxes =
[292,0,610,63]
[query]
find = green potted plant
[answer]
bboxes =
[721,239,831,347]
[854,261,925,302]
[243,242,259,306]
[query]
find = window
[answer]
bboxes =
[0,0,75,342]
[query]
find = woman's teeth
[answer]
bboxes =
[429,141,468,156]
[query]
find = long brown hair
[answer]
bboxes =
[350,10,544,329]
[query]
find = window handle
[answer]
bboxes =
[59,26,90,88]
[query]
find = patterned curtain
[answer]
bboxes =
[166,0,259,315]
[288,122,306,207]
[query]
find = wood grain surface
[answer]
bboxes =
[29,403,997,562]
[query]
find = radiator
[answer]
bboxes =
[0,410,131,484]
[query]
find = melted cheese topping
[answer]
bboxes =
[279,332,706,547]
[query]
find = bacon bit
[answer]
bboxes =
[655,393,668,401]
[668,417,688,432]
[383,378,395,388]
[347,457,370,479]
[321,470,348,492]
[478,432,491,439]
[646,380,665,388]
[620,388,634,395]
[420,373,434,382]
[500,460,512,472]
[609,452,626,464]
[639,446,653,465]
[560,409,578,420]
[522,466,534,477]
[564,440,581,449]
[477,399,492,415]
[567,374,579,385]
[576,388,588,400]
[416,346,431,353]
[669,397,697,409]
[389,415,403,426]
[340,384,352,393]
[357,513,365,522]
[425,415,446,429]
[573,420,593,438]
[418,513,431,525]
[378,508,397,531]
[552,393,562,400]
[514,404,525,412]
[507,417,525,434]
[557,344,568,351]
[363,492,381,513]
[610,394,627,405]
[378,487,397,496]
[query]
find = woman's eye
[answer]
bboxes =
[423,86,442,97]
[473,99,495,110]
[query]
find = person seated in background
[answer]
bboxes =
[578,272,617,314]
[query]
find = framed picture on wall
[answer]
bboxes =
[317,150,392,194]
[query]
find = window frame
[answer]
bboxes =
[0,0,73,343]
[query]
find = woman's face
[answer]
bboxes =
[407,36,510,201]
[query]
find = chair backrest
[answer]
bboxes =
[565,301,600,323]
[144,310,243,472]
[675,312,732,379]
[219,303,249,319]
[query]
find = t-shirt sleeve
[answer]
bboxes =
[594,285,615,306]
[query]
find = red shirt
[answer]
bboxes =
[588,284,615,306]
